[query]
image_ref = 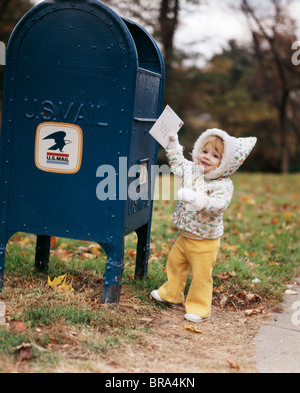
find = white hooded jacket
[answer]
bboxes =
[167,128,257,239]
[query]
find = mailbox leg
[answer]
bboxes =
[101,241,124,304]
[135,222,150,279]
[35,235,51,272]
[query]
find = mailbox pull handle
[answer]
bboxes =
[134,117,157,123]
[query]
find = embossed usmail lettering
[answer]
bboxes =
[24,98,108,127]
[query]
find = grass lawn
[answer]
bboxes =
[0,173,299,371]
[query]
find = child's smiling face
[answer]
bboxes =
[198,142,222,173]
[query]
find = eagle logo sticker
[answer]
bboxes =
[35,122,83,174]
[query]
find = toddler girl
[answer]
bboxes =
[151,128,257,322]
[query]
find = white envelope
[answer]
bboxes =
[149,105,184,148]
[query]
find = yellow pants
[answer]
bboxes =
[158,235,220,318]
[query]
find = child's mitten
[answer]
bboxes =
[177,188,196,204]
[177,188,205,211]
[166,135,182,151]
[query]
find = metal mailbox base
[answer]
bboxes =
[0,222,151,304]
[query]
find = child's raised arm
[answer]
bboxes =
[166,135,191,179]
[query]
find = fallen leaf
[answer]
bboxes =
[222,245,240,253]
[88,243,101,250]
[139,317,153,323]
[150,242,156,250]
[214,271,236,281]
[284,212,293,222]
[245,293,261,302]
[89,246,101,256]
[11,320,26,333]
[52,248,73,261]
[220,295,228,309]
[14,343,32,362]
[285,289,299,295]
[184,325,203,334]
[244,306,265,316]
[265,242,274,250]
[127,249,137,258]
[19,237,32,248]
[50,236,58,248]
[81,252,97,260]
[227,360,240,371]
[48,274,66,287]
[249,252,258,257]
[240,195,255,205]
[244,251,258,257]
[237,212,243,220]
[214,272,230,281]
[252,278,261,284]
[48,274,74,292]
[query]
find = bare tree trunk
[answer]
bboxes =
[280,89,290,173]
[159,0,180,102]
[0,0,11,24]
[159,0,179,61]
[241,0,292,173]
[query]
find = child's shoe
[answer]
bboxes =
[151,290,166,303]
[184,313,211,323]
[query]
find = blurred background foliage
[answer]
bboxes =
[0,0,300,173]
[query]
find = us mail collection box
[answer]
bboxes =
[0,0,165,303]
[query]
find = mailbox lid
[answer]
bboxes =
[123,18,165,75]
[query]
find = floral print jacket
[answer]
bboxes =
[167,129,257,240]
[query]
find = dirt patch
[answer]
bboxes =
[1,279,270,373]
[87,303,268,373]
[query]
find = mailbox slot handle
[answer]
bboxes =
[134,118,157,123]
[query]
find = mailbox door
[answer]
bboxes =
[122,20,165,234]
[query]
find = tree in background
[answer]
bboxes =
[103,0,200,104]
[169,0,300,173]
[240,0,300,173]
[0,0,32,42]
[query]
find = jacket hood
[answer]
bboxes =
[192,128,257,180]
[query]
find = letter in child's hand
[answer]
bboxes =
[149,105,184,148]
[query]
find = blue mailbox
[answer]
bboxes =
[0,0,165,303]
